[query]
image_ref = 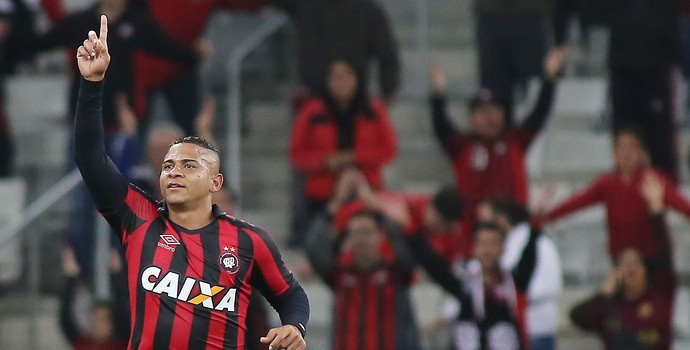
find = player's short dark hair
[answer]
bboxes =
[432,185,463,222]
[488,198,529,226]
[472,220,505,240]
[172,136,219,154]
[613,125,648,151]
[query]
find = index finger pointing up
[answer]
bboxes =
[99,14,108,45]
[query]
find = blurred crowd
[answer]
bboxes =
[2,0,690,349]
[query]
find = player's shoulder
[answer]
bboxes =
[126,182,158,205]
[218,215,276,242]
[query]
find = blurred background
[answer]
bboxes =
[2,0,690,349]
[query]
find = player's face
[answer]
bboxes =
[346,215,383,270]
[618,248,647,293]
[614,133,646,173]
[327,61,358,105]
[470,103,505,140]
[160,143,222,207]
[473,228,503,270]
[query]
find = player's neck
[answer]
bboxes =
[167,201,215,230]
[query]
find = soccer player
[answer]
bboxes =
[74,16,308,349]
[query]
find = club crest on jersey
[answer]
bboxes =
[219,252,240,274]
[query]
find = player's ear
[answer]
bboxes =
[210,173,223,193]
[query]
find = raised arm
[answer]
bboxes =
[405,233,470,304]
[544,176,605,224]
[641,172,676,289]
[662,173,690,219]
[74,16,129,225]
[429,63,466,156]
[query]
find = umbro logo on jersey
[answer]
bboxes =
[158,234,180,252]
[160,234,180,245]
[141,266,238,312]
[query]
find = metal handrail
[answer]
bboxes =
[225,10,288,210]
[0,169,82,249]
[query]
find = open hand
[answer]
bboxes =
[76,15,110,82]
[544,46,568,79]
[640,171,665,214]
[429,61,447,95]
[260,325,306,350]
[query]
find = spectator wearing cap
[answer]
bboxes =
[304,171,421,350]
[428,61,561,248]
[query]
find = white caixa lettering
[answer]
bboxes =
[140,266,237,312]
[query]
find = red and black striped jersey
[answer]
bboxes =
[105,185,302,349]
[74,79,309,350]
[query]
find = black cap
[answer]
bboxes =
[468,88,505,111]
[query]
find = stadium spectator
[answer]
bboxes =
[473,0,552,127]
[33,0,202,135]
[401,218,538,350]
[429,57,561,252]
[59,247,129,350]
[271,0,400,104]
[304,170,421,350]
[134,0,263,136]
[399,185,466,262]
[550,0,680,181]
[4,0,64,74]
[288,59,397,246]
[569,172,675,350]
[541,128,690,262]
[480,198,563,350]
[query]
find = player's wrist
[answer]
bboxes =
[285,323,306,337]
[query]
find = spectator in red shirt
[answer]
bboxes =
[569,172,675,350]
[401,185,467,262]
[289,59,398,245]
[134,0,264,135]
[429,57,561,250]
[305,171,420,350]
[342,171,466,262]
[542,128,690,261]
